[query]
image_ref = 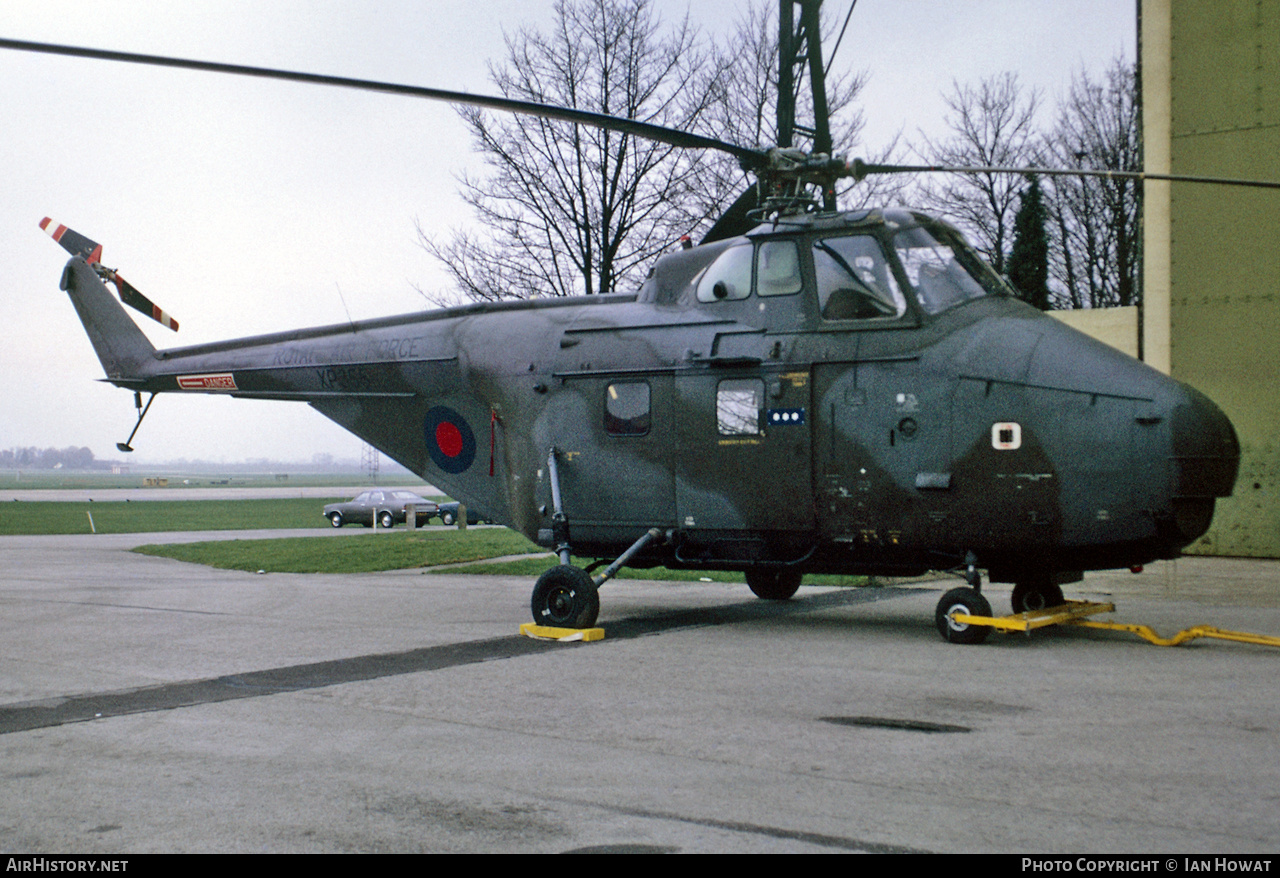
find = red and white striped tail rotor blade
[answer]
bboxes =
[39,217,103,264]
[40,217,179,332]
[109,273,179,332]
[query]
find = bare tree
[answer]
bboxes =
[422,0,900,304]
[915,73,1042,274]
[700,1,906,216]
[1042,57,1141,309]
[420,0,730,302]
[704,3,867,159]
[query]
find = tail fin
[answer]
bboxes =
[60,257,157,381]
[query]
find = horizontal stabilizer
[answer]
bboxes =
[39,217,179,332]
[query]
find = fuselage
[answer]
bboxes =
[66,207,1239,583]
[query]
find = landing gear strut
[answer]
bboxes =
[116,391,155,453]
[531,448,664,628]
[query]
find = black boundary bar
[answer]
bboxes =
[0,586,908,735]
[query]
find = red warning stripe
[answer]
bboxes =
[39,216,66,241]
[151,305,177,331]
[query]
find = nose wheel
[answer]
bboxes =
[935,587,993,644]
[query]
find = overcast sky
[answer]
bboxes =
[1,0,1136,465]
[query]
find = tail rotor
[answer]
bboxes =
[39,217,179,332]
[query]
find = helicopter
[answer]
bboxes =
[4,4,1256,644]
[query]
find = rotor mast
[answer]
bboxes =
[777,0,836,209]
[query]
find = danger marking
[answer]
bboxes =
[177,373,238,391]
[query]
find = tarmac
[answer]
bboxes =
[0,486,415,502]
[0,526,1277,854]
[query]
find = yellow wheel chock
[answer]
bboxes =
[519,622,605,642]
[951,600,1280,649]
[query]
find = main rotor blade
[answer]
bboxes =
[851,160,1280,191]
[0,37,767,170]
[701,186,761,244]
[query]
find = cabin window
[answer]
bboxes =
[717,378,763,435]
[812,235,907,320]
[605,381,651,436]
[696,244,753,302]
[756,241,803,296]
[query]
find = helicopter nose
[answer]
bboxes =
[1161,383,1240,544]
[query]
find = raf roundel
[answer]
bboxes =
[423,406,477,474]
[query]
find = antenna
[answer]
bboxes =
[362,443,380,485]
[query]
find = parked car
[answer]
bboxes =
[323,490,439,529]
[436,501,490,526]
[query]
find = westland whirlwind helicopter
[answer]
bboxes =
[5,2,1263,643]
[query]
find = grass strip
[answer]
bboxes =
[134,528,542,574]
[439,556,867,586]
[0,498,354,535]
[137,530,868,586]
[7,494,870,586]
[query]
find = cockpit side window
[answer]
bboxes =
[693,240,802,303]
[812,235,907,321]
[695,244,753,302]
[756,240,802,297]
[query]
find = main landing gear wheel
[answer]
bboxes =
[935,587,993,644]
[1010,579,1065,614]
[745,569,803,601]
[531,565,600,628]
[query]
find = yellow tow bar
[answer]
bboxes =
[952,600,1280,648]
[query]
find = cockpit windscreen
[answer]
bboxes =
[892,223,1009,314]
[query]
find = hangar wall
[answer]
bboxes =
[1051,307,1139,359]
[1143,0,1280,557]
